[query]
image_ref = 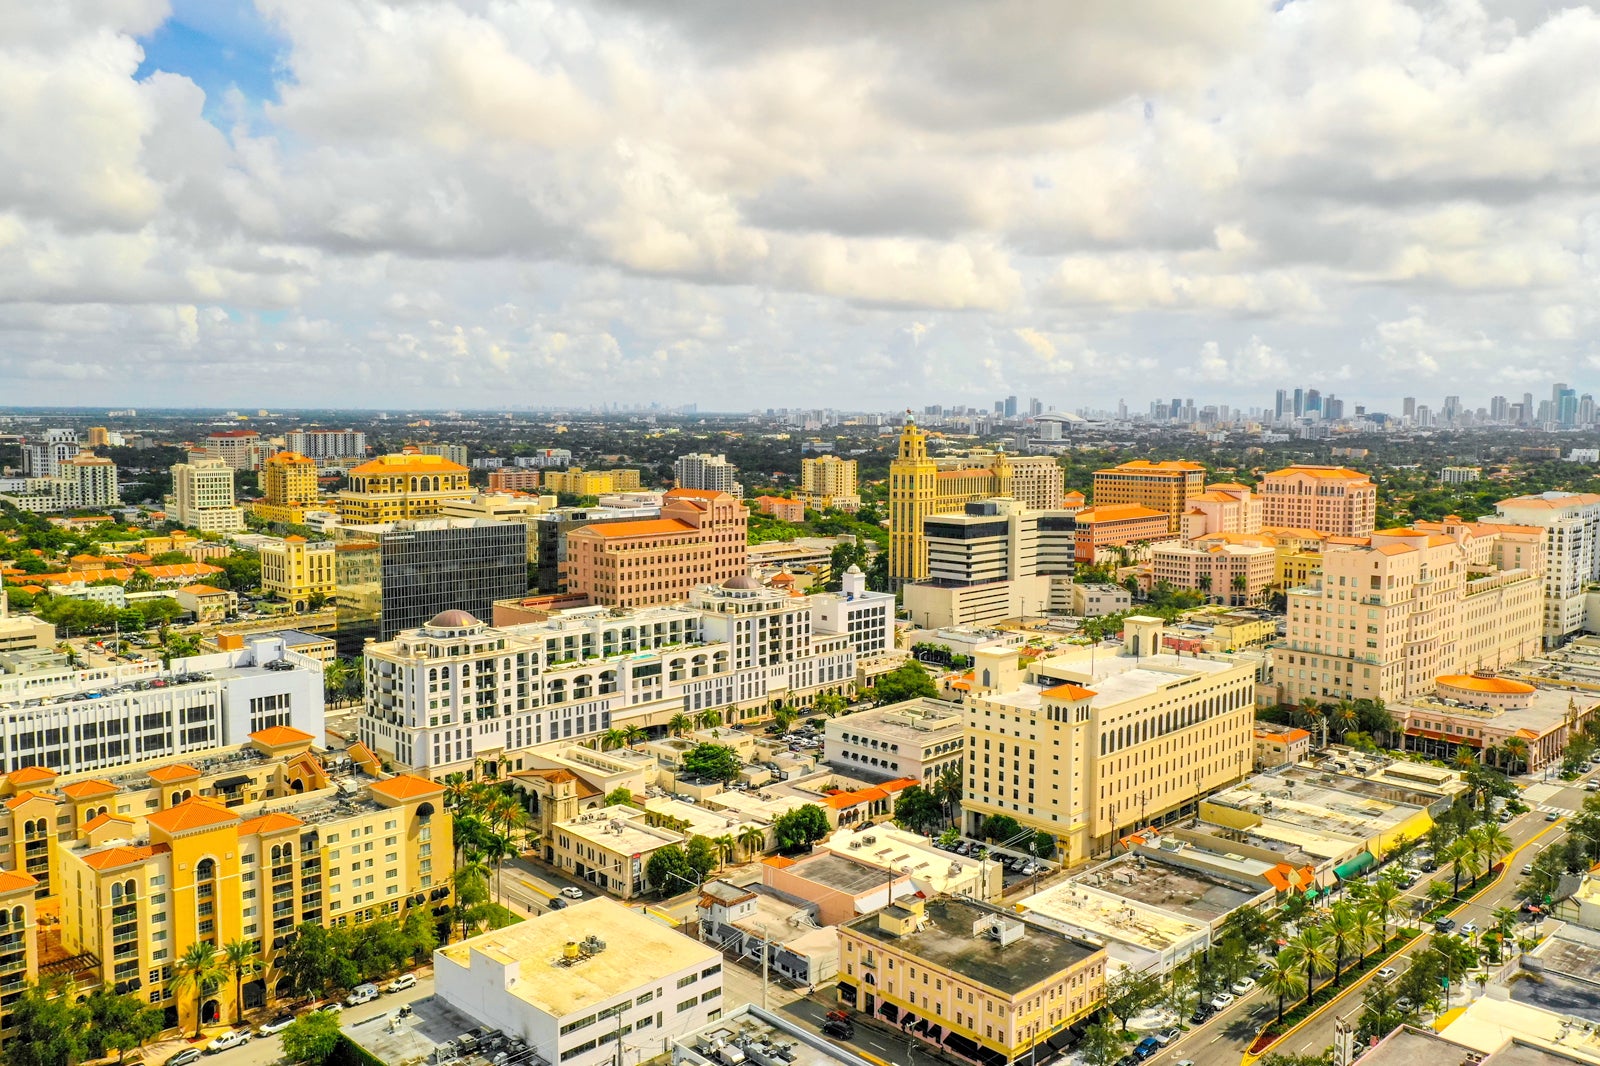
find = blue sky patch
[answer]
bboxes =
[135,0,287,125]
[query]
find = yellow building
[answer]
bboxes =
[252,451,320,524]
[336,453,472,522]
[0,870,39,1043]
[260,535,337,613]
[54,737,448,1032]
[837,897,1105,1064]
[1090,460,1207,533]
[541,468,642,496]
[960,621,1257,864]
[887,420,1063,588]
[800,455,861,512]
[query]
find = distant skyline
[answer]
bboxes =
[7,2,1600,408]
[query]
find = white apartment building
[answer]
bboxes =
[1495,492,1600,646]
[22,429,79,478]
[688,580,856,717]
[0,454,119,514]
[0,635,324,776]
[171,459,246,532]
[672,453,743,498]
[285,429,368,460]
[434,899,723,1066]
[824,698,964,782]
[810,565,895,658]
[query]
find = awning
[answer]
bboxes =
[976,1047,1008,1066]
[1303,887,1320,900]
[1045,1030,1076,1052]
[880,1003,899,1023]
[1334,852,1376,880]
[926,1026,943,1042]
[214,775,251,790]
[945,1034,980,1060]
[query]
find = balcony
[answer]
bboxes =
[271,865,293,882]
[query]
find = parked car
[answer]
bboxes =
[1133,1036,1160,1060]
[1154,1027,1181,1046]
[1397,998,1415,1012]
[560,886,585,899]
[1190,1004,1216,1024]
[317,1002,344,1015]
[1376,967,1397,981]
[386,974,417,994]
[1231,977,1256,994]
[822,1020,854,1039]
[347,984,379,1006]
[1252,962,1271,979]
[256,1015,295,1036]
[548,897,567,909]
[205,1029,251,1054]
[1209,992,1236,1009]
[166,1050,203,1066]
[1020,862,1038,876]
[1434,918,1457,934]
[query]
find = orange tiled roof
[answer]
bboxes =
[1437,674,1536,695]
[0,871,37,894]
[1043,682,1097,701]
[178,584,229,596]
[4,792,50,811]
[762,855,797,869]
[60,780,119,800]
[268,451,314,465]
[581,519,696,539]
[146,764,201,784]
[146,798,239,834]
[7,766,57,787]
[1255,727,1312,742]
[249,726,316,747]
[664,488,731,501]
[1264,465,1372,482]
[237,811,306,836]
[1102,460,1206,472]
[349,453,467,476]
[368,774,445,801]
[82,843,171,871]
[83,812,135,832]
[346,742,379,767]
[1496,493,1600,509]
[1074,503,1168,523]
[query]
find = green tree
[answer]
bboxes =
[772,804,830,851]
[1079,1023,1123,1066]
[222,938,260,1023]
[83,989,164,1065]
[605,787,634,807]
[685,835,721,882]
[681,743,743,784]
[646,844,698,896]
[737,824,768,859]
[872,661,938,704]
[1104,968,1162,1032]
[4,981,86,1066]
[172,940,226,1038]
[1293,926,1335,1009]
[1260,951,1306,1024]
[712,833,737,869]
[668,712,692,736]
[893,785,945,834]
[980,813,1024,843]
[932,768,963,823]
[280,1010,345,1066]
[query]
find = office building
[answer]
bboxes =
[824,698,964,783]
[961,623,1257,862]
[336,453,473,523]
[252,451,319,524]
[526,505,661,593]
[836,898,1105,1064]
[1254,726,1312,768]
[488,468,547,492]
[1150,534,1276,606]
[1090,460,1207,532]
[22,429,79,478]
[439,492,557,558]
[672,453,744,498]
[1071,503,1170,562]
[800,455,861,512]
[1071,583,1130,617]
[57,757,446,1032]
[197,430,265,471]
[434,898,722,1066]
[755,496,806,522]
[0,593,54,656]
[170,459,246,533]
[565,489,748,609]
[260,536,337,613]
[810,564,895,659]
[1495,492,1600,646]
[887,420,1064,587]
[378,519,528,639]
[1180,484,1262,539]
[284,428,367,461]
[1394,674,1600,773]
[901,499,1078,628]
[420,442,468,467]
[1258,465,1377,536]
[1270,527,1543,706]
[543,468,644,496]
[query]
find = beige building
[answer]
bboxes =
[1258,466,1377,536]
[170,459,246,533]
[1494,491,1600,646]
[1254,726,1312,768]
[836,898,1105,1065]
[1150,533,1276,606]
[542,468,643,496]
[260,535,337,612]
[961,620,1257,864]
[1180,484,1262,539]
[335,453,472,523]
[1091,460,1207,533]
[800,455,861,512]
[0,592,54,656]
[1270,527,1543,707]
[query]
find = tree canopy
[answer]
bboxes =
[681,743,744,784]
[873,661,938,705]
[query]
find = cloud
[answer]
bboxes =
[6,0,1600,409]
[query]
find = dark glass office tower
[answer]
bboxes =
[379,520,528,638]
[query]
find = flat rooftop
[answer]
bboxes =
[783,852,896,895]
[1394,683,1595,736]
[826,700,963,741]
[1209,770,1423,842]
[843,898,1097,995]
[346,996,517,1066]
[1017,881,1205,952]
[1069,855,1260,924]
[1276,764,1445,810]
[1181,821,1325,868]
[437,898,718,1019]
[556,806,676,855]
[1008,649,1245,711]
[1359,1027,1478,1066]
[674,1006,878,1066]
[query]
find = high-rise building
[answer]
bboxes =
[378,520,528,639]
[419,442,468,466]
[1292,388,1305,418]
[1403,397,1416,419]
[800,454,860,512]
[1270,527,1543,706]
[1490,395,1510,423]
[22,429,79,478]
[1495,492,1600,646]
[252,450,319,523]
[886,420,1063,588]
[284,429,367,461]
[564,489,748,608]
[1274,389,1289,421]
[1090,460,1207,533]
[960,624,1257,862]
[671,453,744,497]
[902,499,1079,627]
[201,430,265,471]
[171,459,246,532]
[1151,534,1277,605]
[1258,465,1377,536]
[1179,484,1261,539]
[335,453,473,523]
[56,454,119,510]
[811,564,895,660]
[259,535,337,613]
[1004,395,1019,418]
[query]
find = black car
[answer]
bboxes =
[547,897,567,910]
[822,1021,854,1039]
[1434,917,1456,934]
[1190,1005,1216,1025]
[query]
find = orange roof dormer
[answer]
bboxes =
[7,767,57,789]
[146,764,201,785]
[60,780,119,800]
[249,726,316,750]
[368,775,445,802]
[146,797,240,836]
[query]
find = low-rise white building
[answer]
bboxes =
[823,698,964,783]
[435,898,724,1066]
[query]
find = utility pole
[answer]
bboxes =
[761,925,770,1012]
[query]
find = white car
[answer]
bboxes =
[1230,977,1257,995]
[560,886,584,899]
[1209,992,1236,1009]
[205,1030,251,1053]
[1461,921,1478,936]
[386,974,417,994]
[255,1015,295,1037]
[1376,967,1397,981]
[347,984,379,1006]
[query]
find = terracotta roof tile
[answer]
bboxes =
[1043,682,1097,701]
[579,519,696,539]
[146,798,239,834]
[368,775,445,801]
[82,812,135,832]
[146,764,201,784]
[59,780,119,800]
[0,871,36,894]
[7,767,57,787]
[237,812,306,837]
[81,843,170,872]
[249,726,316,747]
[3,791,51,811]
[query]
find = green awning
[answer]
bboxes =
[1303,887,1319,900]
[1334,851,1375,880]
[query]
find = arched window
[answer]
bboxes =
[196,858,215,881]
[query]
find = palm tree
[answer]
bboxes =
[483,833,515,904]
[933,768,963,823]
[173,941,226,1038]
[1369,878,1403,946]
[1479,824,1514,871]
[1293,927,1335,1008]
[1260,951,1306,1024]
[443,772,473,811]
[1441,837,1469,898]
[712,834,737,870]
[1327,904,1361,985]
[623,725,649,748]
[737,825,767,859]
[1503,736,1530,775]
[599,728,629,751]
[695,709,722,730]
[1296,697,1325,739]
[773,706,798,732]
[1491,906,1520,951]
[1351,904,1385,965]
[1453,746,1479,773]
[1230,572,1249,604]
[1329,699,1359,739]
[668,712,692,737]
[221,939,259,1024]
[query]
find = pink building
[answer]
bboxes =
[1180,484,1263,540]
[488,468,545,492]
[762,851,915,927]
[1150,533,1276,605]
[1259,465,1377,536]
[564,488,748,607]
[755,495,807,522]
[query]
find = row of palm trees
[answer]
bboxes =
[172,939,260,1038]
[444,773,534,913]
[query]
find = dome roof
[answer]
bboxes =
[427,610,480,629]
[1436,674,1536,695]
[845,564,863,574]
[722,575,761,590]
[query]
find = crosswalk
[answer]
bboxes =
[1536,803,1574,817]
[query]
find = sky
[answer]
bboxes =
[4,0,1600,413]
